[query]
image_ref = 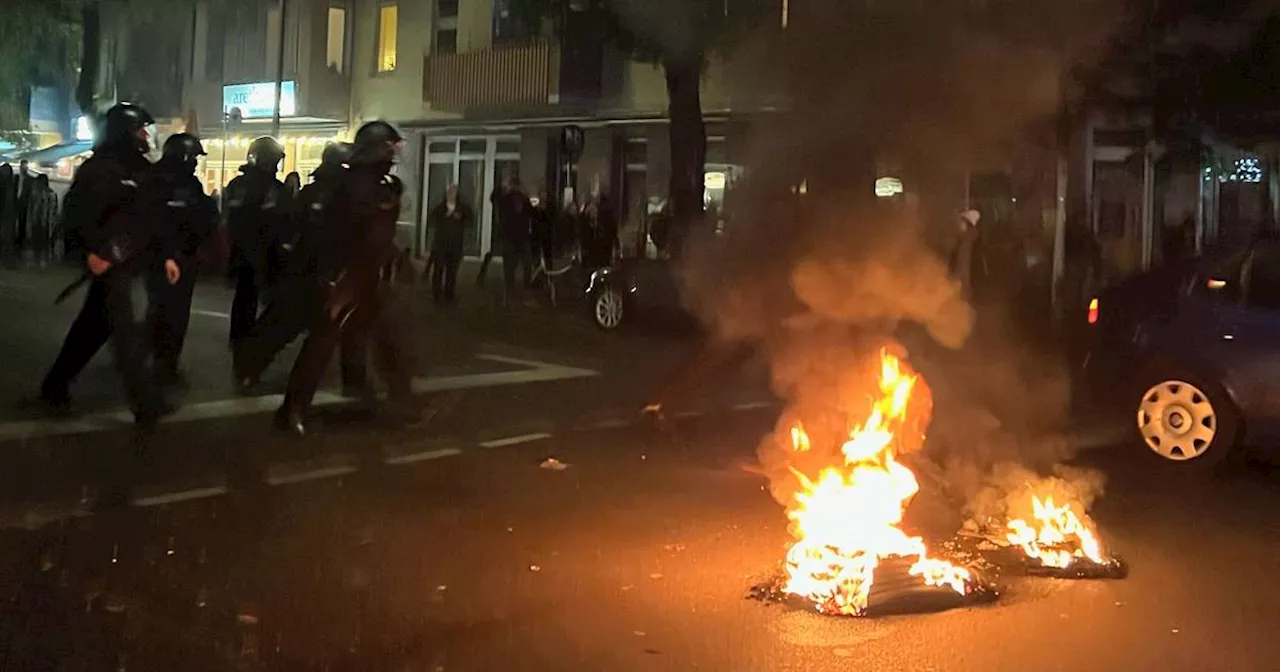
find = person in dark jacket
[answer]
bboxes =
[15,159,33,252]
[145,133,217,388]
[37,102,178,427]
[489,176,533,304]
[224,136,293,348]
[274,121,420,436]
[530,190,553,270]
[233,141,370,397]
[26,174,58,265]
[0,163,14,264]
[426,184,472,304]
[284,171,302,198]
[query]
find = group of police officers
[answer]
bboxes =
[34,101,422,437]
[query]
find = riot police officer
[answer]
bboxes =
[147,133,217,388]
[274,122,418,436]
[37,102,176,427]
[234,142,369,395]
[225,136,293,348]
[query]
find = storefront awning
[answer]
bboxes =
[18,141,93,166]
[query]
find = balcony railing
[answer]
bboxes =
[424,40,557,111]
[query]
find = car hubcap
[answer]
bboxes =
[1137,380,1218,461]
[596,290,622,328]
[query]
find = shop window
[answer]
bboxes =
[496,140,521,155]
[429,140,456,155]
[376,2,398,72]
[326,6,347,73]
[460,139,487,154]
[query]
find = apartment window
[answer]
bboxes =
[435,0,459,55]
[492,0,534,44]
[377,2,398,72]
[326,6,347,72]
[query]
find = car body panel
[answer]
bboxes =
[1081,239,1280,445]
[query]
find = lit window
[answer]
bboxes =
[326,7,346,72]
[377,3,398,72]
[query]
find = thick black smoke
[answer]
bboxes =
[668,1,1125,519]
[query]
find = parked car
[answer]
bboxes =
[1078,234,1280,468]
[584,256,687,330]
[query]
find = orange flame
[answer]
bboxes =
[1005,495,1106,568]
[782,351,972,615]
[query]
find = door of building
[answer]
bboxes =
[420,135,521,258]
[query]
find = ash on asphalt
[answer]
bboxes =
[1023,555,1130,580]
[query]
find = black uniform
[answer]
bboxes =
[234,149,369,392]
[146,157,216,383]
[225,158,292,347]
[38,104,170,424]
[275,122,415,435]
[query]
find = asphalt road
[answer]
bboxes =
[1,266,1279,670]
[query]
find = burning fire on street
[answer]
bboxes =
[999,489,1128,579]
[750,349,1125,617]
[770,351,994,616]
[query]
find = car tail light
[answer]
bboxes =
[1087,297,1099,325]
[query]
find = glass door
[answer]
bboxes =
[458,159,486,256]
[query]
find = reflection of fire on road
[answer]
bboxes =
[780,351,985,616]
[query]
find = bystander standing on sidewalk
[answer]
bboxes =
[0,163,15,265]
[427,184,472,305]
[25,174,57,267]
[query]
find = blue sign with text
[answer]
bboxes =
[222,81,297,119]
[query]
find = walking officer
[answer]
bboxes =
[147,133,217,388]
[234,142,369,396]
[274,122,419,436]
[37,102,177,427]
[225,136,293,348]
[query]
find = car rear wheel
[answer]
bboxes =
[1135,377,1238,468]
[593,287,625,330]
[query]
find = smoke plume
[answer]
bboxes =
[671,1,1125,518]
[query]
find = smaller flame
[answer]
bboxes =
[1005,495,1107,568]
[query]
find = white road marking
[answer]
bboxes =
[671,410,706,419]
[479,432,552,448]
[732,401,774,411]
[133,485,229,508]
[589,417,633,430]
[192,309,231,319]
[265,464,358,486]
[0,357,597,442]
[384,447,463,465]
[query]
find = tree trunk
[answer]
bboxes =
[75,1,101,115]
[663,54,707,240]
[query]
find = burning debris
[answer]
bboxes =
[960,464,1126,580]
[775,351,994,616]
[1002,492,1128,579]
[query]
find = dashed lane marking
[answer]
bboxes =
[265,464,359,486]
[384,447,464,465]
[133,485,230,508]
[191,309,231,319]
[731,400,774,411]
[0,356,598,442]
[478,432,553,449]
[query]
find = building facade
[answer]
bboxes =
[184,0,355,192]
[346,0,788,257]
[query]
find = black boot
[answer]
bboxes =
[273,406,308,438]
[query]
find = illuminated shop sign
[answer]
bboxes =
[222,81,297,119]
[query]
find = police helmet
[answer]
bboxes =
[321,141,354,168]
[101,102,156,153]
[162,133,206,169]
[246,136,285,171]
[350,121,403,165]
